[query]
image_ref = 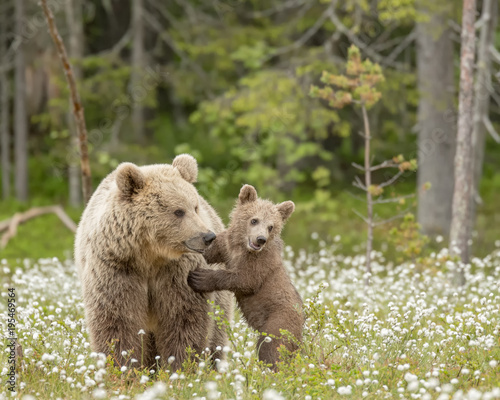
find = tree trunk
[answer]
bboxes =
[65,0,84,207]
[131,0,145,143]
[0,2,10,200]
[471,0,498,223]
[362,105,373,287]
[416,4,455,236]
[14,0,29,202]
[41,0,93,204]
[450,0,477,285]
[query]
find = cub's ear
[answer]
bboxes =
[238,184,258,204]
[173,154,198,183]
[276,201,295,222]
[116,163,145,196]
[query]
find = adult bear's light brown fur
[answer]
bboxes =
[75,154,233,370]
[188,184,303,369]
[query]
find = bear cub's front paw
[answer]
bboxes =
[187,268,214,293]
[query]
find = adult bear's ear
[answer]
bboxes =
[173,154,198,183]
[238,184,258,204]
[116,163,145,196]
[276,201,295,222]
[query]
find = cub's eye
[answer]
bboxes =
[268,226,273,232]
[250,219,258,225]
[195,206,199,213]
[174,209,185,217]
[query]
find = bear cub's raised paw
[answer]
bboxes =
[187,184,304,370]
[187,268,217,292]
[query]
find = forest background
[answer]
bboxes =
[0,0,499,261]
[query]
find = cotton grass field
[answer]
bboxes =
[1,238,499,400]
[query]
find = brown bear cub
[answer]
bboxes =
[188,184,304,369]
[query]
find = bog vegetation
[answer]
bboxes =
[1,240,499,399]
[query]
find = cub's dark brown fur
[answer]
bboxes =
[188,185,303,368]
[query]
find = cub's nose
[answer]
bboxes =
[203,231,216,246]
[256,236,267,245]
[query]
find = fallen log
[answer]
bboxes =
[0,205,77,249]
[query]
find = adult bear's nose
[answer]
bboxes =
[203,231,216,246]
[256,236,267,245]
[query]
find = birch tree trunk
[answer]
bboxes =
[416,2,456,236]
[450,0,477,285]
[65,0,84,207]
[0,1,10,199]
[471,0,498,222]
[131,0,145,143]
[14,0,29,202]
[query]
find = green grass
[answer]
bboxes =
[0,199,82,261]
[1,183,499,262]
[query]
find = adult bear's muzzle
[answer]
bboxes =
[184,231,216,253]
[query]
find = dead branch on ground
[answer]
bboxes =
[0,206,77,249]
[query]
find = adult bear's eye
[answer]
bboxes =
[195,206,199,213]
[174,209,185,217]
[251,219,258,225]
[268,226,273,232]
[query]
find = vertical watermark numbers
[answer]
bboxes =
[6,288,16,393]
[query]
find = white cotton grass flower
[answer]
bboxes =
[205,381,219,400]
[167,356,175,364]
[41,353,55,362]
[407,381,419,392]
[135,382,167,400]
[92,388,107,399]
[264,336,272,343]
[138,329,146,335]
[262,389,285,400]
[170,373,179,380]
[337,385,352,395]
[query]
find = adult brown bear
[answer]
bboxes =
[75,154,233,371]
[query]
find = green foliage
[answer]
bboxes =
[190,68,338,198]
[389,213,430,262]
[310,45,385,109]
[378,0,417,23]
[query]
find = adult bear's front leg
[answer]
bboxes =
[152,255,214,371]
[82,261,151,368]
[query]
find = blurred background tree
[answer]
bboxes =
[0,0,499,260]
